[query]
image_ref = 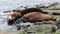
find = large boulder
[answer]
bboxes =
[47,2,60,10]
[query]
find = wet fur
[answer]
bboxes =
[7,10,21,25]
[21,8,48,16]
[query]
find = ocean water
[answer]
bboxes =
[0,0,59,11]
[0,0,59,30]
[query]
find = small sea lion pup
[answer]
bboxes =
[22,12,57,22]
[7,10,22,25]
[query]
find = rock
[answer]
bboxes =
[34,22,43,25]
[51,25,57,33]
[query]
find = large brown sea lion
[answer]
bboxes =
[22,12,56,22]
